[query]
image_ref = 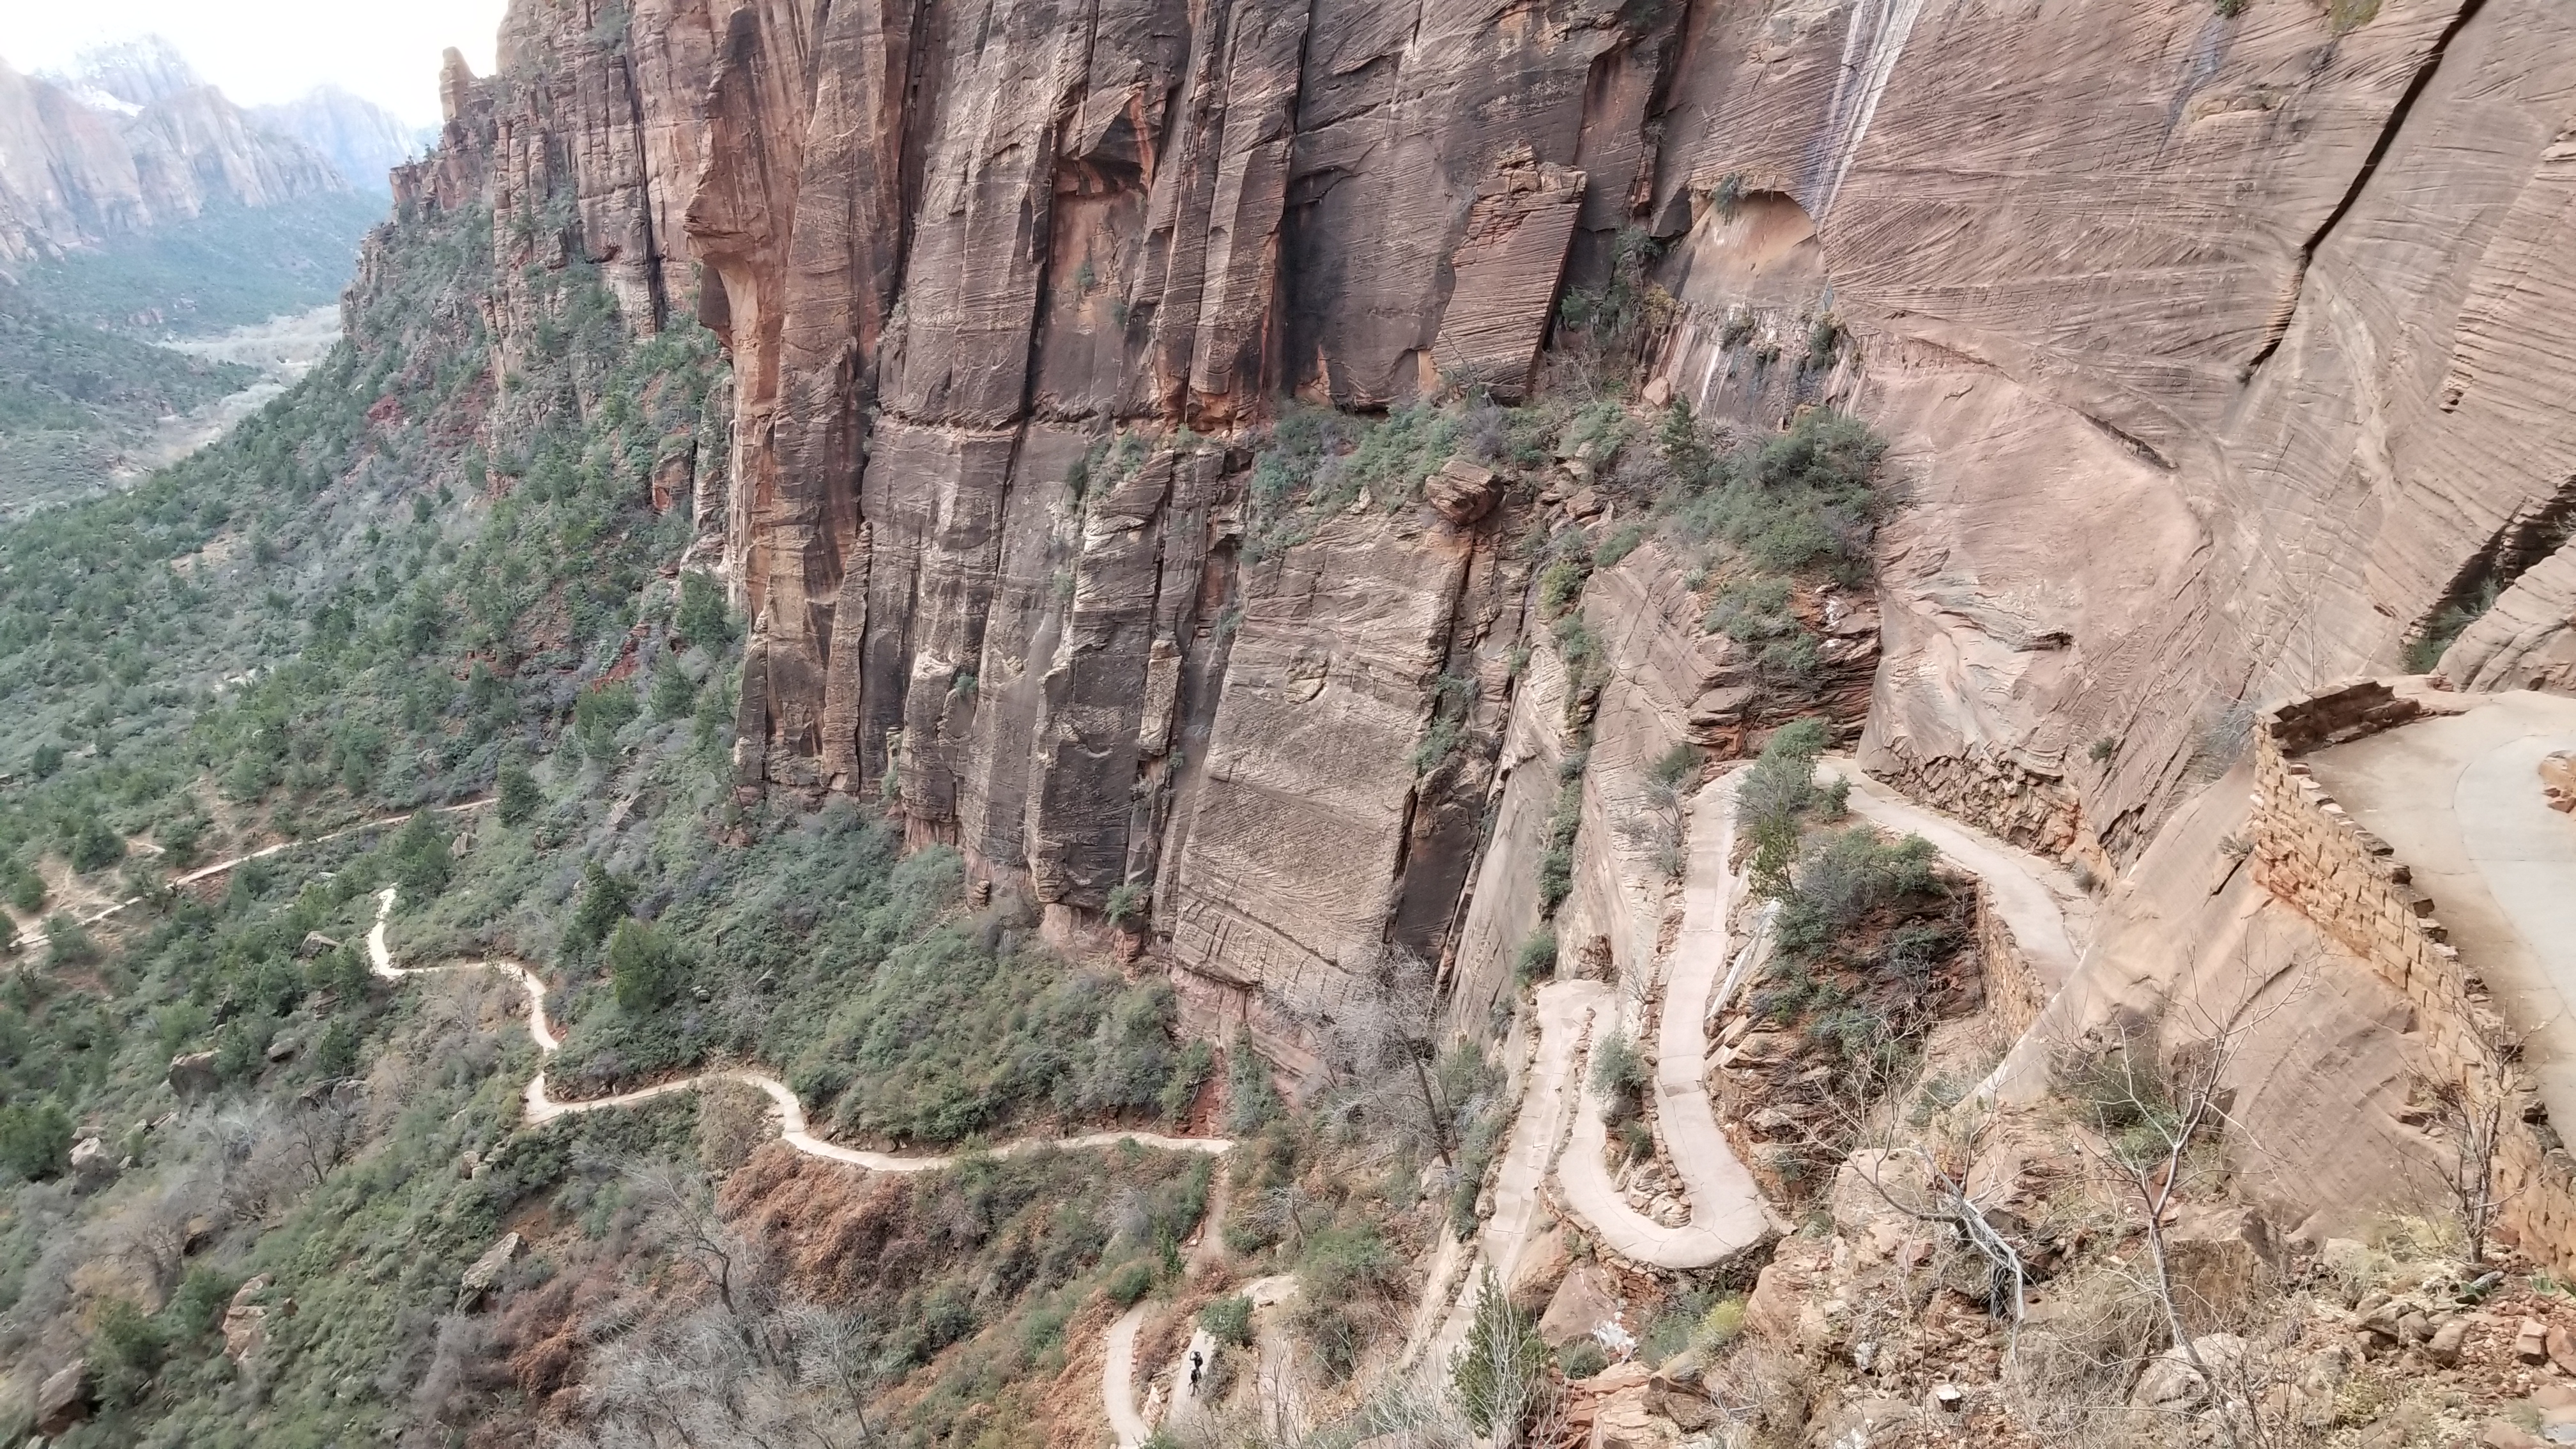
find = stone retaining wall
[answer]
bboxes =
[1869,744,2081,861]
[2249,678,2576,1268]
[1974,884,2048,1041]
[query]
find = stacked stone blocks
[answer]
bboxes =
[2250,679,2576,1268]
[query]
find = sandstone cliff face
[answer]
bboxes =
[0,47,347,264]
[411,0,2576,1044]
[1643,0,2576,862]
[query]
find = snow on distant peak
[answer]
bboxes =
[70,35,203,109]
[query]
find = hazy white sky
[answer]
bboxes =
[0,0,513,128]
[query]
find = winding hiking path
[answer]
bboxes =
[1815,758,2089,1102]
[370,887,1245,1448]
[364,888,1236,1172]
[1103,1303,1156,1447]
[1557,771,1772,1269]
[1411,970,1599,1372]
[1818,760,2085,990]
[1549,760,2088,1271]
[15,799,493,952]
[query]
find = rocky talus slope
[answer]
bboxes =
[388,0,2576,1073]
[0,38,349,263]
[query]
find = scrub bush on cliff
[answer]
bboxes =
[1661,402,1889,585]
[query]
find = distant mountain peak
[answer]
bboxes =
[250,87,419,197]
[66,34,203,109]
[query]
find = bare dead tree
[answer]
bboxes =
[626,1160,776,1356]
[1256,1183,1326,1255]
[1309,948,1458,1170]
[2061,960,2310,1449]
[102,1173,211,1298]
[1810,1016,2033,1333]
[282,1094,357,1188]
[783,1301,884,1443]
[2419,1068,2516,1266]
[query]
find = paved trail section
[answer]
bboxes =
[1821,760,2085,990]
[1816,759,2090,1100]
[1570,772,1771,1268]
[1104,1273,1300,1447]
[1414,970,1599,1371]
[2306,690,2576,1130]
[372,887,1250,1448]
[1103,1303,1156,1448]
[365,888,1236,1172]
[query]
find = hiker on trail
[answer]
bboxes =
[1189,1350,1203,1393]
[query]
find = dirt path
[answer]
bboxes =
[365,888,1236,1175]
[14,800,492,951]
[371,887,1249,1447]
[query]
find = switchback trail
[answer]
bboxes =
[1557,771,1773,1269]
[1813,758,2090,1101]
[371,887,1241,1448]
[364,888,1236,1173]
[1105,1273,1300,1448]
[15,799,493,952]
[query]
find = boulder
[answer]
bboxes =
[2297,1344,2351,1395]
[2542,751,2576,813]
[457,1231,522,1310]
[2547,1321,2576,1377]
[1647,1381,1718,1432]
[2319,1238,2384,1301]
[220,1274,276,1362]
[2483,1421,2544,1449]
[1811,1396,1920,1447]
[1424,458,1501,526]
[2163,1204,2278,1313]
[1591,1383,1681,1448]
[1649,1348,1701,1392]
[167,1050,219,1099]
[1745,1236,1832,1346]
[2131,1335,2247,1412]
[2518,1317,2550,1365]
[1538,1263,1623,1347]
[2428,1316,2472,1367]
[34,1360,93,1436]
[68,1136,118,1192]
[1506,1223,1570,1314]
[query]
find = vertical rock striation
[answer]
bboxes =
[397,0,2576,1044]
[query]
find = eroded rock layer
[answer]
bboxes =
[403,0,2576,1033]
